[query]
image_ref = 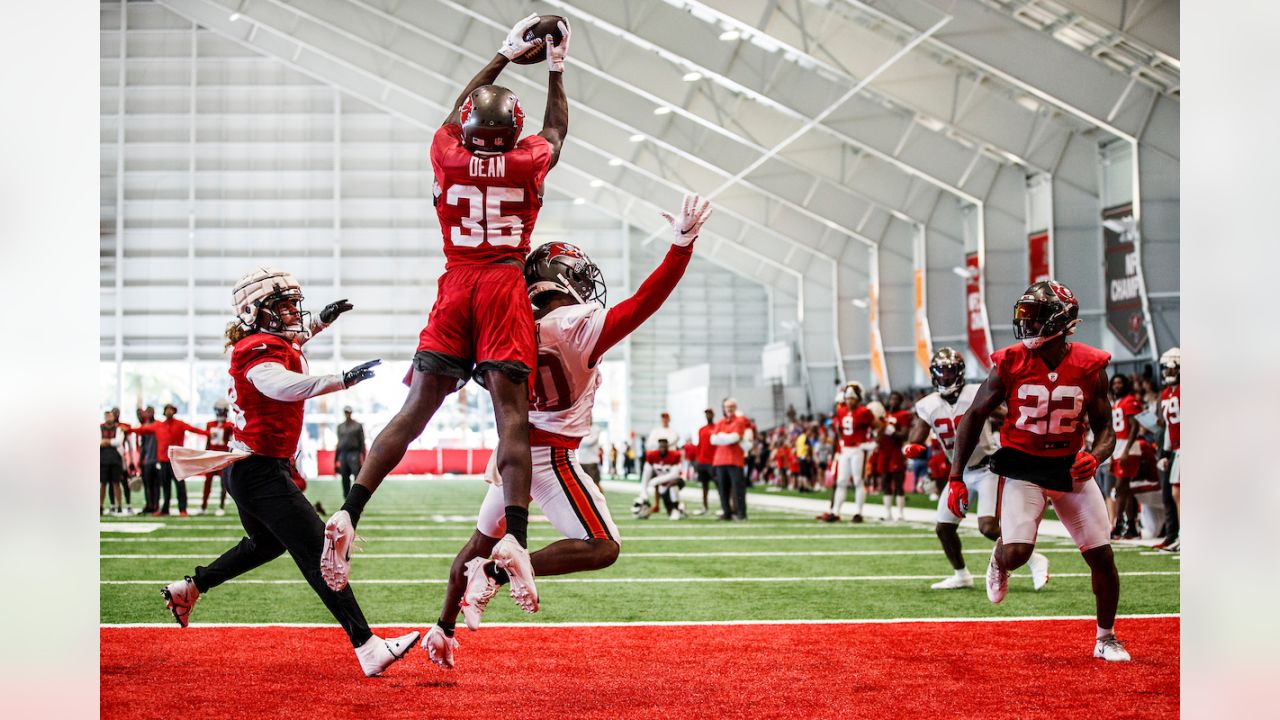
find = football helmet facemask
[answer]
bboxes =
[459,85,525,155]
[1160,347,1180,385]
[929,347,966,399]
[213,398,229,417]
[524,242,606,308]
[1013,280,1080,349]
[233,266,311,340]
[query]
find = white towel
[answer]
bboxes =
[170,446,250,480]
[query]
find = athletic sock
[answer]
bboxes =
[854,484,867,515]
[1097,624,1114,639]
[896,494,906,519]
[437,618,456,637]
[504,505,529,548]
[883,495,892,516]
[831,482,847,516]
[956,567,971,579]
[341,484,372,527]
[484,561,510,586]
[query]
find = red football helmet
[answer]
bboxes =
[459,85,525,154]
[1013,280,1080,349]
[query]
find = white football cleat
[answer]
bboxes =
[423,624,460,669]
[931,570,974,590]
[162,576,200,627]
[460,556,498,631]
[355,631,419,677]
[1093,634,1131,662]
[320,510,354,592]
[491,534,539,614]
[214,508,226,517]
[1028,552,1050,591]
[985,543,1009,604]
[669,508,686,521]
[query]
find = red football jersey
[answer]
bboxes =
[431,124,552,268]
[1111,394,1143,443]
[682,441,697,462]
[228,333,308,459]
[645,449,682,475]
[991,342,1111,458]
[835,404,875,449]
[876,409,912,472]
[696,424,716,464]
[1160,385,1180,451]
[205,420,235,452]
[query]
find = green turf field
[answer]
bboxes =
[100,478,1179,625]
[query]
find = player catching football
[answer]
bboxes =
[946,280,1130,661]
[903,347,1048,590]
[322,14,572,599]
[420,194,712,669]
[161,267,417,677]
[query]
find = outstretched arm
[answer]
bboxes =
[444,54,510,127]
[947,368,1006,480]
[538,19,570,168]
[588,194,712,365]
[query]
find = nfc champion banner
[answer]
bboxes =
[1102,203,1151,355]
[964,252,993,369]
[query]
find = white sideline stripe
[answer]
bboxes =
[101,613,1180,629]
[99,547,1120,560]
[102,571,1178,585]
[100,522,883,531]
[98,533,951,543]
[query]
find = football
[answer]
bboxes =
[509,14,566,65]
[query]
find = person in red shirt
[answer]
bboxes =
[1107,374,1144,539]
[878,392,912,522]
[947,280,1129,661]
[1154,347,1181,551]
[331,15,573,582]
[159,266,417,678]
[132,403,209,517]
[693,408,717,515]
[200,398,235,516]
[711,399,752,520]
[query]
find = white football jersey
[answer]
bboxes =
[914,384,996,469]
[528,303,608,438]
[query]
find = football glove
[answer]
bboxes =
[547,19,570,73]
[1156,456,1170,472]
[902,443,926,459]
[319,298,353,324]
[342,359,382,388]
[659,193,713,247]
[945,478,969,518]
[1070,450,1099,480]
[498,13,542,61]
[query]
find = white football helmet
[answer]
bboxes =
[232,266,309,339]
[843,382,864,404]
[1160,347,1180,385]
[865,400,886,420]
[213,398,229,416]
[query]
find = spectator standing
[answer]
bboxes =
[201,399,235,516]
[694,408,717,515]
[609,444,619,478]
[711,398,751,520]
[100,410,127,514]
[136,406,159,514]
[623,443,636,477]
[133,403,209,516]
[110,407,136,512]
[335,406,366,500]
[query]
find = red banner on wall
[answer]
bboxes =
[1028,230,1050,284]
[1102,203,1151,355]
[965,252,993,369]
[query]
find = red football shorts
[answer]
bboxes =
[415,264,535,386]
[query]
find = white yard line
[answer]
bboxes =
[99,532,958,543]
[101,570,1178,585]
[99,547,1131,560]
[101,613,1180,629]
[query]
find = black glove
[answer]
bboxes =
[342,359,381,388]
[319,299,354,324]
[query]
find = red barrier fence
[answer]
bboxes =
[317,448,492,475]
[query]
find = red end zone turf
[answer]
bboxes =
[101,617,1178,720]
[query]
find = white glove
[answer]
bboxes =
[1156,457,1170,472]
[659,193,713,247]
[547,19,570,73]
[498,13,542,61]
